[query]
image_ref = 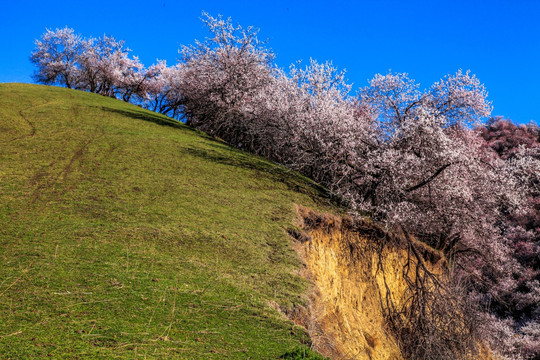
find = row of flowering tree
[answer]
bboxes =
[31,15,540,360]
[30,27,184,118]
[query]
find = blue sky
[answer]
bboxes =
[1,0,539,124]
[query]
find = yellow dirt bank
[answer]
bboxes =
[290,206,493,360]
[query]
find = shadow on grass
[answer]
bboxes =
[101,106,218,141]
[103,105,338,208]
[182,144,334,206]
[101,106,185,130]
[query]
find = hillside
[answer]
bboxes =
[0,84,498,360]
[0,84,336,359]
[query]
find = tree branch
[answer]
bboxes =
[405,162,455,193]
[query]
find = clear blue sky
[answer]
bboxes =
[1,0,539,124]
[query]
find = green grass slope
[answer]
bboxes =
[0,84,334,359]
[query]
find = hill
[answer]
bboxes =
[0,84,497,360]
[0,83,334,359]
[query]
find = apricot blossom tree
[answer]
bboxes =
[30,27,83,88]
[179,12,275,139]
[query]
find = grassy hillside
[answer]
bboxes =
[0,83,335,359]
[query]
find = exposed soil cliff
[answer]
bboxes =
[287,206,492,360]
